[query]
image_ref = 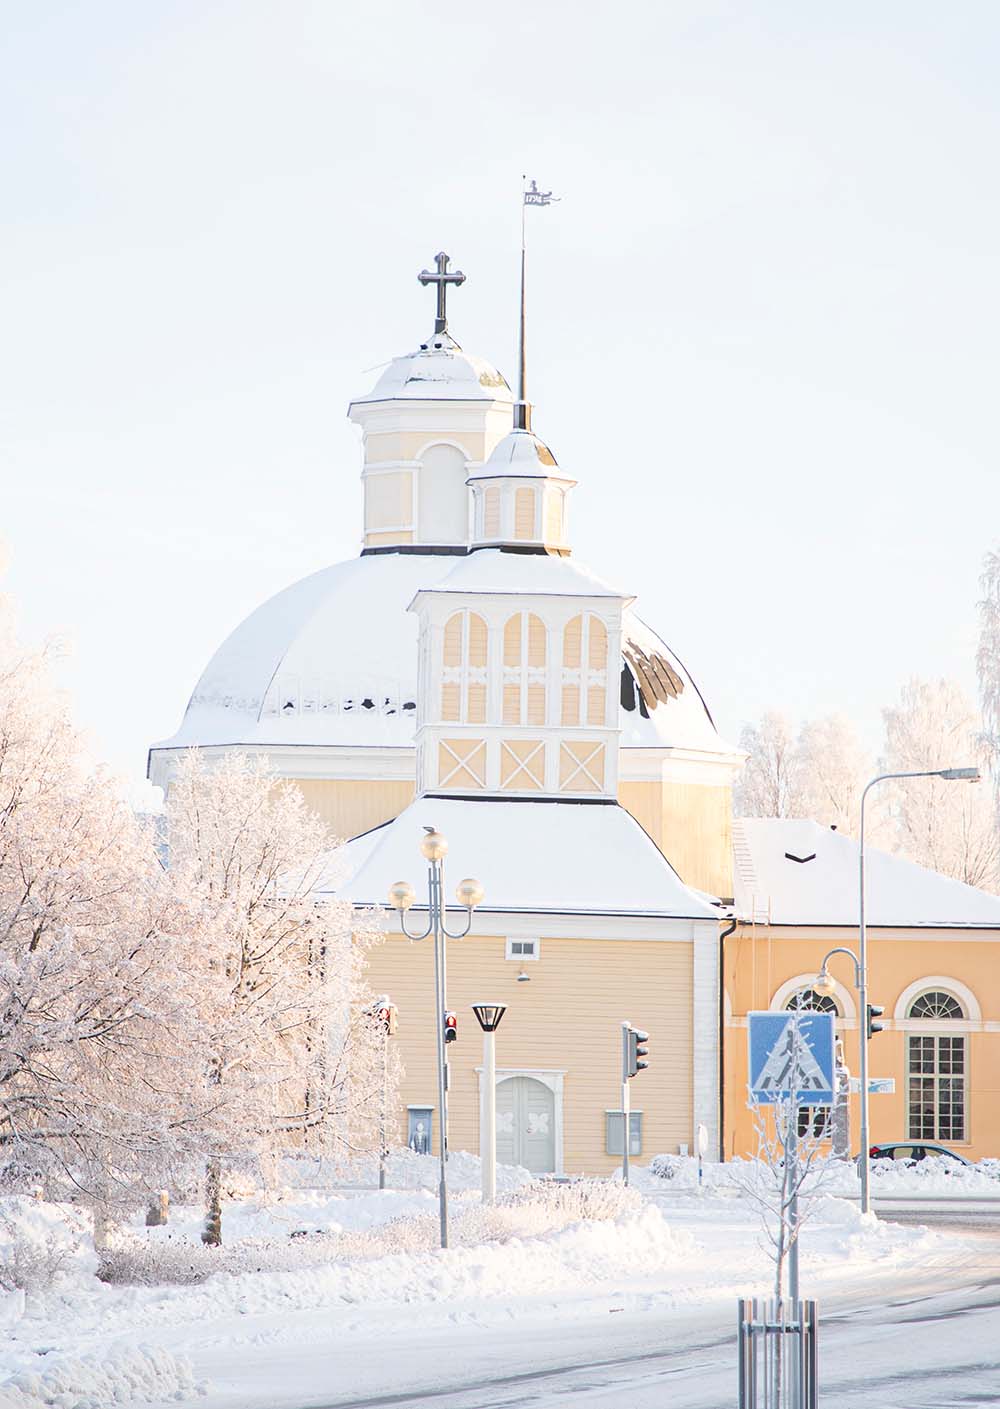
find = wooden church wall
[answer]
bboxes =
[619,780,734,899]
[363,930,696,1176]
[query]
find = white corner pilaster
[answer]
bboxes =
[692,921,721,1161]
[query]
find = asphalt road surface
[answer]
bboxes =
[310,1218,1000,1409]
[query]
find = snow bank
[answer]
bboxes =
[0,1196,97,1295]
[97,1179,639,1286]
[1,1343,201,1408]
[280,1147,533,1195]
[645,1152,1000,1198]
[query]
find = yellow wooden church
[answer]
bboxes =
[149,254,1000,1173]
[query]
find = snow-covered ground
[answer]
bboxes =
[0,1152,996,1409]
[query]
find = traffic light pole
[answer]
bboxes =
[621,1022,631,1187]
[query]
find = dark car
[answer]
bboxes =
[867,1141,972,1168]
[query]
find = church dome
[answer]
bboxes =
[350,332,511,407]
[149,551,729,771]
[469,427,562,478]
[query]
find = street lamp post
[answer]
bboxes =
[819,766,979,1216]
[472,1003,507,1205]
[387,827,484,1249]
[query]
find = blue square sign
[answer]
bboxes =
[747,1011,835,1106]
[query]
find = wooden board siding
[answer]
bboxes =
[288,779,414,845]
[363,930,695,1174]
[619,779,733,899]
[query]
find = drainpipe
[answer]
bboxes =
[718,917,737,1163]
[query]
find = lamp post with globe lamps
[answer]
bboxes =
[387,827,484,1249]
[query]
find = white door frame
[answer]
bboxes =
[476,1067,566,1175]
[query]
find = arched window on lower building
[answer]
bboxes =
[783,989,841,1137]
[784,989,840,1017]
[907,989,967,1143]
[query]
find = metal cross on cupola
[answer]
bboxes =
[418,252,466,335]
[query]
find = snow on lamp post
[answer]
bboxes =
[472,1002,507,1205]
[852,766,980,1215]
[388,827,484,1250]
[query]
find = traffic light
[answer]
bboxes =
[626,1026,650,1077]
[867,1003,886,1039]
[377,1004,398,1036]
[444,1011,458,1044]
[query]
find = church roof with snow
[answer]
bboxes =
[414,548,627,601]
[349,331,510,406]
[322,795,721,921]
[149,553,727,757]
[733,818,1000,928]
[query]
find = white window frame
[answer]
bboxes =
[505,937,540,961]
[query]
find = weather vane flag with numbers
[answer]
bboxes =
[515,178,561,430]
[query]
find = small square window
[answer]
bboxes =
[505,937,539,961]
[606,1111,642,1156]
[407,1107,433,1155]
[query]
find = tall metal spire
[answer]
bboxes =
[516,179,560,432]
[418,252,466,335]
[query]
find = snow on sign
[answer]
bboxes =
[747,1011,835,1106]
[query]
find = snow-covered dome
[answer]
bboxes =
[350,331,511,406]
[149,552,729,772]
[469,427,562,478]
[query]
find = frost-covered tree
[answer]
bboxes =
[977,547,1000,776]
[0,594,205,1207]
[882,678,998,889]
[734,712,803,818]
[736,711,870,834]
[736,1023,835,1303]
[164,751,393,1244]
[794,714,871,836]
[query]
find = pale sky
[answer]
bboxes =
[3,1,998,796]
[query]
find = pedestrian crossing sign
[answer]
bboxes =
[747,1011,835,1106]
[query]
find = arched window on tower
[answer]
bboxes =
[482,486,501,539]
[514,487,537,540]
[544,487,564,545]
[907,989,967,1143]
[502,612,547,725]
[418,444,469,545]
[441,610,488,724]
[561,614,609,727]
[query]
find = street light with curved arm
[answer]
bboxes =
[855,766,980,1214]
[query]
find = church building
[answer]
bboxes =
[150,252,1000,1172]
